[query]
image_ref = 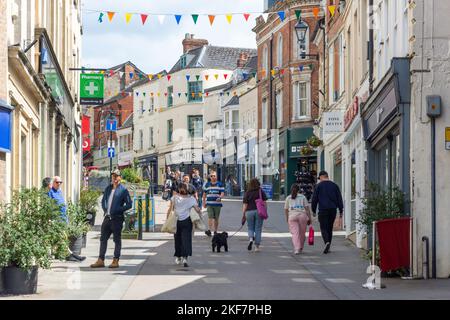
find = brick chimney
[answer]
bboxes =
[182,33,209,53]
[237,52,249,68]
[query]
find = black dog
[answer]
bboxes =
[212,232,228,252]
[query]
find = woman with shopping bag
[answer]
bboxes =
[165,183,202,267]
[284,184,312,254]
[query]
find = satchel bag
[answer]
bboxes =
[255,188,268,220]
[308,226,315,246]
[161,211,177,234]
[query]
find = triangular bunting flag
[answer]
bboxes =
[186,75,191,81]
[136,92,139,96]
[252,72,256,78]
[227,92,230,96]
[185,93,188,97]
[280,69,285,75]
[107,12,115,22]
[309,64,314,70]
[233,92,237,96]
[313,7,320,18]
[262,13,269,23]
[109,70,114,76]
[119,72,124,78]
[191,93,195,98]
[271,69,276,76]
[158,15,165,24]
[299,65,304,72]
[178,93,182,98]
[261,70,266,77]
[121,91,126,97]
[157,74,162,79]
[148,74,153,80]
[192,14,199,24]
[208,15,216,26]
[157,92,161,97]
[295,10,301,21]
[205,75,209,81]
[165,93,168,97]
[150,92,154,97]
[167,75,172,81]
[220,92,224,96]
[140,14,148,25]
[198,92,203,97]
[206,92,210,97]
[129,72,134,79]
[175,15,182,25]
[278,11,286,22]
[196,75,200,81]
[244,13,250,21]
[125,13,132,24]
[224,74,229,80]
[98,13,104,23]
[329,5,336,17]
[139,73,143,79]
[214,74,219,80]
[143,92,146,97]
[226,14,233,24]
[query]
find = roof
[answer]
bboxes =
[243,55,258,73]
[169,45,257,74]
[205,81,233,93]
[223,95,239,108]
[120,113,133,129]
[102,77,149,105]
[108,61,147,77]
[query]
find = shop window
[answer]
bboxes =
[232,110,239,130]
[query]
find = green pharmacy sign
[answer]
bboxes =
[80,74,104,105]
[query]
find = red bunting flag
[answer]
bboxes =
[109,70,114,76]
[140,14,148,25]
[167,75,172,81]
[224,74,228,80]
[280,68,285,75]
[244,13,250,21]
[165,92,168,97]
[206,92,210,97]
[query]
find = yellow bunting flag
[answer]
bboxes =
[107,12,115,22]
[214,74,219,80]
[271,69,276,76]
[208,15,216,26]
[198,92,203,97]
[226,14,233,24]
[313,7,320,18]
[157,74,162,79]
[157,92,160,97]
[125,13,133,24]
[329,5,336,17]
[148,74,153,80]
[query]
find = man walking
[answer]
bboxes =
[311,171,344,254]
[202,170,225,236]
[182,174,197,197]
[191,169,203,207]
[47,176,85,262]
[91,170,132,269]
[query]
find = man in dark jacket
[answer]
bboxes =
[91,170,132,269]
[311,171,344,254]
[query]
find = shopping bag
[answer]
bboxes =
[308,226,314,246]
[333,215,343,231]
[256,188,268,220]
[161,211,177,234]
[193,214,207,231]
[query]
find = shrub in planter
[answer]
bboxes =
[0,188,69,294]
[66,202,91,256]
[80,189,101,226]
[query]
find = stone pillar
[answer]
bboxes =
[0,0,8,203]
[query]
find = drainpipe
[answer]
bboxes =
[368,0,374,93]
[269,34,274,130]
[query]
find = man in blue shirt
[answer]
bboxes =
[202,170,225,237]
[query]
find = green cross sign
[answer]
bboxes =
[80,74,104,105]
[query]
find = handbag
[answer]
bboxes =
[308,226,315,246]
[161,211,177,234]
[255,188,268,220]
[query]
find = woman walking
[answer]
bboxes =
[166,183,201,267]
[242,178,268,252]
[284,184,312,254]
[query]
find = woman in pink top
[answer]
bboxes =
[284,184,312,254]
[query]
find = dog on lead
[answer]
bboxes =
[212,232,228,252]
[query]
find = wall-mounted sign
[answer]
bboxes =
[344,97,359,131]
[446,127,450,150]
[323,112,344,134]
[80,74,104,105]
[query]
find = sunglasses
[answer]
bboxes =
[56,181,63,184]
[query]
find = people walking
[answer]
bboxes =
[91,170,132,269]
[311,171,344,254]
[47,176,86,262]
[284,184,312,254]
[202,170,225,237]
[166,183,202,267]
[242,178,267,252]
[182,174,197,197]
[191,168,203,207]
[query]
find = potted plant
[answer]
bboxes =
[0,188,68,295]
[80,189,101,227]
[300,145,314,156]
[66,202,91,255]
[307,135,323,148]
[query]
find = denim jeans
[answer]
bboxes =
[246,210,263,245]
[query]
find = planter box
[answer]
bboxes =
[121,231,138,240]
[3,266,38,295]
[69,236,83,255]
[0,267,4,294]
[82,233,87,248]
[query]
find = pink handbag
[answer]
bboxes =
[255,188,268,220]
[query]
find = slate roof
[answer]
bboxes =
[169,46,257,74]
[244,55,258,73]
[223,95,239,108]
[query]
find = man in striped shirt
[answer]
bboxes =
[202,170,225,237]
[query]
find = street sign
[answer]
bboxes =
[108,147,115,158]
[446,127,450,150]
[106,119,117,131]
[80,74,104,105]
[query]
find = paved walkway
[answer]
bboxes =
[2,197,450,300]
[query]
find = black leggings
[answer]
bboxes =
[318,209,337,244]
[174,218,193,258]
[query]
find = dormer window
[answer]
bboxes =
[180,55,187,68]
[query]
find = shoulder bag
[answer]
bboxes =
[161,210,177,234]
[256,188,268,220]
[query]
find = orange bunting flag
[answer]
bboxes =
[167,75,172,81]
[205,75,209,81]
[140,14,148,25]
[150,92,154,97]
[125,13,133,24]
[271,69,276,76]
[208,15,216,26]
[261,70,266,77]
[328,5,336,17]
[107,12,115,22]
[233,91,237,96]
[313,7,320,18]
[214,74,219,80]
[244,13,250,21]
[226,14,233,24]
[191,92,195,98]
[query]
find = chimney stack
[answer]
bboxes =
[237,52,249,68]
[182,34,209,53]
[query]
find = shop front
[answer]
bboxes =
[165,148,203,180]
[237,137,257,193]
[137,154,158,194]
[362,58,411,211]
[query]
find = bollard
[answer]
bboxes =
[145,193,150,232]
[138,197,143,240]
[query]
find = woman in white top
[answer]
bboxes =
[166,183,201,267]
[284,184,312,254]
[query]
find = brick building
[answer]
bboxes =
[253,0,323,199]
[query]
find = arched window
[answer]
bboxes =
[277,34,283,67]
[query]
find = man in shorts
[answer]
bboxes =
[202,170,225,237]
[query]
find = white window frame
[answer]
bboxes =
[262,99,268,129]
[293,81,310,121]
[339,33,345,96]
[150,97,155,113]
[275,90,283,128]
[232,110,239,130]
[140,100,144,116]
[277,34,283,67]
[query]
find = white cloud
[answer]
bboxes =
[81,0,264,73]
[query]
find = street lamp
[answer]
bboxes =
[295,19,308,43]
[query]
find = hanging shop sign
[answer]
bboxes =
[344,96,359,131]
[80,74,104,105]
[446,127,450,150]
[323,112,344,134]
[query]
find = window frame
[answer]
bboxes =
[188,115,203,138]
[167,86,174,107]
[293,81,310,120]
[188,81,203,103]
[277,34,283,67]
[167,119,173,143]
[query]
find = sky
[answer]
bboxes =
[81,0,265,74]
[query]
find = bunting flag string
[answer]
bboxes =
[88,6,328,27]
